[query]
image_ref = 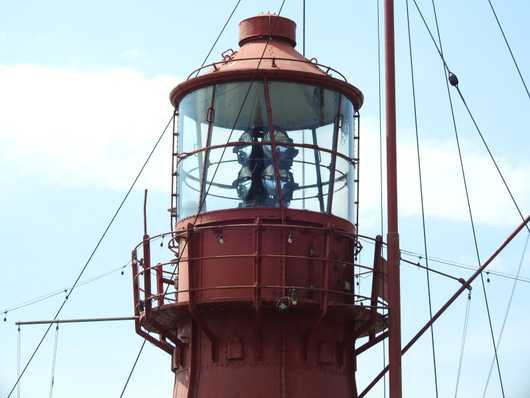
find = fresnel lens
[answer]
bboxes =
[233,128,298,208]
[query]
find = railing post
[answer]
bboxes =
[131,250,140,315]
[156,263,164,307]
[143,235,152,315]
[131,249,142,335]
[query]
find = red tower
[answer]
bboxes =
[131,14,388,397]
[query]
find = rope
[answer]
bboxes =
[427,1,505,396]
[48,324,59,398]
[405,1,439,395]
[454,292,472,398]
[486,0,530,102]
[482,231,530,396]
[6,113,174,398]
[118,2,287,395]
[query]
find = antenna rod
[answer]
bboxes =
[384,0,402,397]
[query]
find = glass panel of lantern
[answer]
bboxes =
[177,80,356,222]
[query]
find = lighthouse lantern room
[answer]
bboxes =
[131,14,388,398]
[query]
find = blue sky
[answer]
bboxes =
[1,0,530,397]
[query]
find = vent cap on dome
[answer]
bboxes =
[239,14,296,47]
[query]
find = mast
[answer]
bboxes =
[384,0,402,397]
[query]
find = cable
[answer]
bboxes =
[410,0,451,73]
[454,292,472,398]
[486,0,530,102]
[410,0,529,234]
[376,0,386,393]
[119,340,147,398]
[482,231,530,396]
[404,3,439,394]
[2,262,129,317]
[453,84,529,233]
[48,324,59,398]
[118,3,287,395]
[400,257,463,284]
[427,1,505,396]
[358,237,530,284]
[195,0,243,76]
[302,0,306,56]
[377,0,384,239]
[301,0,306,207]
[6,113,174,398]
[401,250,530,284]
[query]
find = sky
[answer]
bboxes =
[1,0,530,397]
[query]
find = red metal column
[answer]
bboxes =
[384,1,402,398]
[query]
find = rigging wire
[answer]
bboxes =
[400,257,464,284]
[427,1,506,396]
[376,0,387,394]
[118,2,287,395]
[5,113,174,398]
[2,262,129,318]
[302,0,306,56]
[358,236,530,283]
[404,1,439,394]
[119,340,147,398]
[486,0,530,102]
[452,85,529,233]
[400,250,530,284]
[48,324,60,398]
[410,0,529,234]
[454,291,472,398]
[377,0,384,240]
[482,231,530,397]
[301,0,306,207]
[195,0,243,75]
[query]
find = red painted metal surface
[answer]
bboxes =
[130,14,391,398]
[384,1,402,397]
[169,15,364,110]
[239,14,297,46]
[132,209,387,397]
[129,11,530,398]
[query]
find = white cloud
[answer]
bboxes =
[0,65,528,227]
[359,119,530,227]
[0,64,177,192]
